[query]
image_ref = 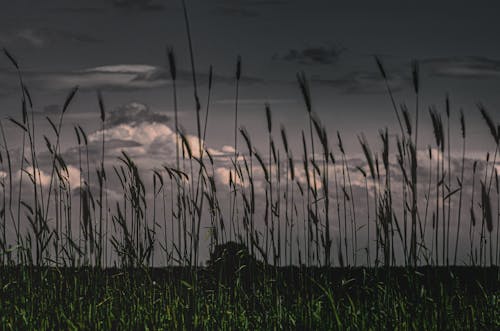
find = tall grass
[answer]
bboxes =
[0,49,498,271]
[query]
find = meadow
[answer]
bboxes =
[1,3,500,330]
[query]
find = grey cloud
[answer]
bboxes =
[104,139,143,149]
[216,0,288,7]
[106,102,170,127]
[56,7,104,14]
[0,64,265,95]
[422,56,500,79]
[310,55,500,95]
[214,0,288,17]
[0,28,101,48]
[277,45,345,65]
[54,139,143,167]
[313,71,409,94]
[42,104,61,114]
[213,6,260,18]
[215,98,296,105]
[136,68,266,89]
[138,66,265,86]
[0,65,169,93]
[112,0,165,10]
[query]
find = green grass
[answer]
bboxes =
[0,266,498,330]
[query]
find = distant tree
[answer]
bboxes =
[206,241,264,286]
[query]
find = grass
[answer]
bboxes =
[0,266,498,330]
[0,3,500,329]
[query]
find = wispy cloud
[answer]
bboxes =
[422,56,500,79]
[0,28,101,48]
[215,98,296,105]
[43,64,169,91]
[312,71,409,94]
[106,102,170,126]
[276,45,345,65]
[0,64,167,93]
[112,0,165,10]
[0,63,265,94]
[213,6,260,18]
[214,0,287,17]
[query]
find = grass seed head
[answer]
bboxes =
[3,48,19,70]
[167,47,177,81]
[236,55,242,81]
[460,109,465,139]
[374,56,387,80]
[265,103,272,133]
[97,90,106,122]
[478,103,498,144]
[297,71,312,113]
[62,86,79,114]
[411,59,419,94]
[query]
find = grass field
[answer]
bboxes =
[1,266,498,330]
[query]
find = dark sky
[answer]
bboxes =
[1,0,500,152]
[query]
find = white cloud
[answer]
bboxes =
[84,102,234,164]
[215,166,250,188]
[16,165,81,189]
[91,122,174,147]
[45,65,169,90]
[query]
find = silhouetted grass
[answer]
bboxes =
[0,6,500,329]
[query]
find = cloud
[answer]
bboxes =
[307,56,499,95]
[91,121,220,161]
[41,104,61,114]
[32,101,234,177]
[91,122,169,156]
[48,64,169,91]
[56,7,104,14]
[214,6,260,18]
[214,0,287,17]
[16,166,81,189]
[112,0,165,10]
[422,56,500,79]
[136,66,264,86]
[215,166,251,187]
[80,102,175,160]
[277,45,345,65]
[0,64,265,95]
[0,65,169,92]
[55,1,168,13]
[0,28,101,48]
[0,65,167,92]
[312,71,409,94]
[84,102,232,164]
[215,98,296,105]
[106,102,170,127]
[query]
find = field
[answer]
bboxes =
[1,266,498,329]
[1,2,500,330]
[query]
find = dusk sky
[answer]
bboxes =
[1,0,500,153]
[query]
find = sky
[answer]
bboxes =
[1,0,500,151]
[1,0,500,265]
